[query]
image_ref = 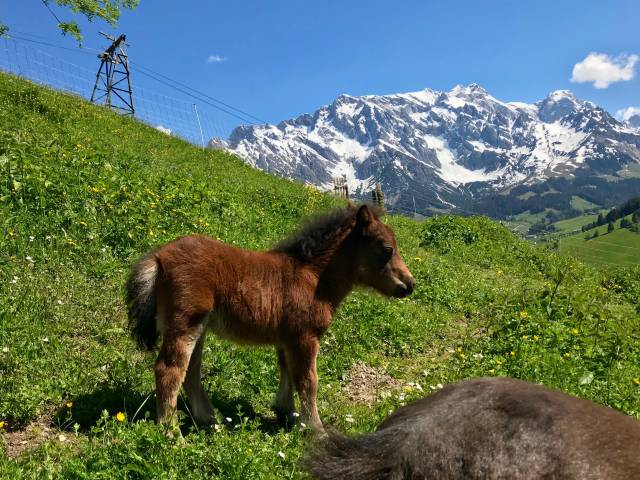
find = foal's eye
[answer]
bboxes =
[381,246,393,262]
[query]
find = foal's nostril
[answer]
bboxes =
[406,277,416,294]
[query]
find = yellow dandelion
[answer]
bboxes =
[0,421,4,429]
[115,412,125,422]
[496,269,503,276]
[571,328,579,335]
[78,221,87,227]
[522,335,529,340]
[495,359,504,365]
[66,401,73,409]
[633,378,640,386]
[564,353,571,359]
[403,385,413,392]
[510,351,515,356]
[533,335,540,341]
[519,311,528,319]
[488,369,495,374]
[413,257,423,262]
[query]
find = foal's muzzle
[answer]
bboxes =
[394,276,416,298]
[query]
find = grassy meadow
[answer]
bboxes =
[560,223,640,267]
[1,73,640,478]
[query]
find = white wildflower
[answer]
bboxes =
[42,337,49,343]
[292,412,299,418]
[345,414,354,423]
[25,256,34,263]
[278,451,286,459]
[29,236,34,242]
[2,347,8,353]
[225,417,232,423]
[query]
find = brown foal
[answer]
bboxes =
[126,204,415,431]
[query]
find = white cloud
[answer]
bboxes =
[156,125,172,135]
[206,55,227,63]
[571,52,638,89]
[616,106,640,122]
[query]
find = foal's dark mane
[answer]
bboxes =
[273,204,380,262]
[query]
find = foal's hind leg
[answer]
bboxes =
[183,332,214,425]
[274,347,295,426]
[155,317,206,424]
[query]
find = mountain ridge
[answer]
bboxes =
[225,84,640,217]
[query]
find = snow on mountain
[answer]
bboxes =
[227,85,640,214]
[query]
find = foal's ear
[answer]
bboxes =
[356,204,374,228]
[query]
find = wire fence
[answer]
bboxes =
[0,35,453,218]
[0,37,248,147]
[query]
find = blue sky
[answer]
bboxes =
[2,0,640,137]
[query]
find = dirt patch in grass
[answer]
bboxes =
[342,361,403,406]
[1,405,74,459]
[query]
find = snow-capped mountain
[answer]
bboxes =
[227,85,640,216]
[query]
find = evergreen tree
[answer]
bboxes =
[620,218,631,229]
[633,210,639,223]
[607,221,614,233]
[597,213,605,226]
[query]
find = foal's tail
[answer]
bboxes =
[305,429,395,480]
[126,254,160,351]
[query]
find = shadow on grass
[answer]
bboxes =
[197,390,284,436]
[54,382,151,431]
[55,382,286,435]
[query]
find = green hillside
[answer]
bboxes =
[559,218,640,267]
[551,211,602,234]
[1,74,640,478]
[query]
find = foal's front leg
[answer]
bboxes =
[274,347,296,426]
[287,337,323,432]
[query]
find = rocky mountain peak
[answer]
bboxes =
[226,84,640,216]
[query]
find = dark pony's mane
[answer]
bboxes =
[273,204,381,262]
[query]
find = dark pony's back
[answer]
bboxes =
[306,377,640,480]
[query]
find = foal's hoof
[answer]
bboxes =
[275,410,299,430]
[163,425,186,444]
